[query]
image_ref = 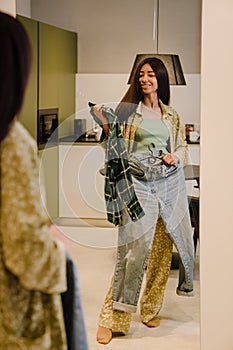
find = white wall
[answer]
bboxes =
[200,0,233,349]
[31,0,201,74]
[16,0,31,17]
[76,73,200,131]
[0,0,15,15]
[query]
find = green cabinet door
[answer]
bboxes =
[17,15,38,139]
[16,16,77,220]
[38,22,77,125]
[17,15,77,139]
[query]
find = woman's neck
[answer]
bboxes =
[142,96,159,110]
[141,97,162,120]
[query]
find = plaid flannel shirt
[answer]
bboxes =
[90,106,145,226]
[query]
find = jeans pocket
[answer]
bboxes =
[164,163,179,177]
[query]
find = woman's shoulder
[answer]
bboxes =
[160,102,180,123]
[3,120,37,152]
[159,100,178,115]
[2,120,38,167]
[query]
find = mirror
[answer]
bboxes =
[17,0,201,348]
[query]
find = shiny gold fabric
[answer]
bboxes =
[98,218,173,332]
[0,121,67,349]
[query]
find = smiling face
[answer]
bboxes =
[139,63,158,96]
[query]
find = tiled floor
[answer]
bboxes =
[66,230,200,350]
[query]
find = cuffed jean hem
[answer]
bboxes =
[176,287,194,297]
[113,301,137,313]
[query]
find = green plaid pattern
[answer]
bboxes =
[90,106,145,226]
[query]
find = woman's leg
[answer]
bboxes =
[97,278,132,344]
[97,218,173,342]
[140,217,173,324]
[159,167,194,294]
[112,177,160,312]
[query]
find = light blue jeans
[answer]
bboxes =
[112,152,195,313]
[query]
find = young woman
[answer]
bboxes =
[91,57,194,344]
[0,12,88,350]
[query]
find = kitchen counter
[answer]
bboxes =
[59,135,99,144]
[58,142,200,220]
[187,140,200,145]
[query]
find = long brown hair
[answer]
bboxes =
[115,57,170,122]
[0,12,32,142]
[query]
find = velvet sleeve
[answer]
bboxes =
[1,121,67,293]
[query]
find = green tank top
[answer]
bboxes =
[135,118,170,153]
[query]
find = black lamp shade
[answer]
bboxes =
[127,53,186,85]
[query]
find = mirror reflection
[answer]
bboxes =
[16,0,201,349]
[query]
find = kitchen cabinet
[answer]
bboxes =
[17,15,77,140]
[186,144,200,197]
[17,16,38,138]
[59,144,106,219]
[58,143,118,248]
[17,15,77,219]
[39,146,58,220]
[187,143,200,165]
[59,143,200,220]
[38,21,77,122]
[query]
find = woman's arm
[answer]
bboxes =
[1,122,67,294]
[167,107,188,166]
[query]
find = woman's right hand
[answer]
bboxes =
[93,104,109,134]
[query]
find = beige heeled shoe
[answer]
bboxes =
[96,326,113,344]
[144,317,160,328]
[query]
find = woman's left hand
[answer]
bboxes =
[162,153,179,165]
